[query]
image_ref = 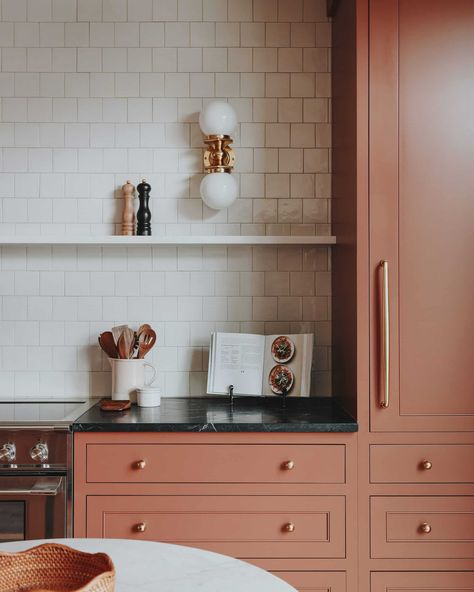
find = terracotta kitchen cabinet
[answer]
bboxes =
[371,496,474,559]
[86,494,346,559]
[74,431,357,590]
[332,0,474,590]
[368,0,474,433]
[85,443,346,484]
[370,444,474,484]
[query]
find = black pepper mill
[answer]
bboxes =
[136,179,152,236]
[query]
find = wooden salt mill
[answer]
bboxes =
[136,179,152,236]
[121,180,135,236]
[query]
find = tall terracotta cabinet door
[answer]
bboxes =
[369,0,474,432]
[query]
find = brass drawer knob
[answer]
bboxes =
[135,522,147,532]
[421,460,432,470]
[135,460,146,470]
[283,522,295,533]
[420,522,431,534]
[283,460,295,470]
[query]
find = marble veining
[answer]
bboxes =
[71,396,357,432]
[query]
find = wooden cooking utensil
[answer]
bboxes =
[117,327,136,359]
[98,332,118,359]
[137,323,151,337]
[137,328,156,359]
[111,324,128,348]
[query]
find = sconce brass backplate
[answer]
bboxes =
[203,134,235,173]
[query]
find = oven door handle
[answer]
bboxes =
[0,477,63,496]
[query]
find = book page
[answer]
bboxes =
[207,333,265,395]
[262,334,314,397]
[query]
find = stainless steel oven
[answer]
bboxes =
[0,399,95,542]
[0,475,67,542]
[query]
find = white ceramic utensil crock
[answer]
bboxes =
[109,359,156,402]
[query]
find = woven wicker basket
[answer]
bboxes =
[0,543,115,592]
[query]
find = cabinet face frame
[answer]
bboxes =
[368,0,474,432]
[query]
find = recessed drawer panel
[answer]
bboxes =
[370,444,474,483]
[86,444,346,484]
[86,495,346,559]
[272,571,346,591]
[371,496,474,559]
[371,571,474,591]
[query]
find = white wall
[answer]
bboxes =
[0,0,332,398]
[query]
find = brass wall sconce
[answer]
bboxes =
[199,101,238,210]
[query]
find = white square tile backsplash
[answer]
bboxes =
[0,0,332,398]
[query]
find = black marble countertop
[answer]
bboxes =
[71,396,357,433]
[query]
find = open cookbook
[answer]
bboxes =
[207,332,314,397]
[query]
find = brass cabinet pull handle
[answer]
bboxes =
[283,460,295,470]
[135,460,146,470]
[380,260,390,408]
[420,522,431,534]
[135,522,147,532]
[283,522,295,533]
[421,460,432,471]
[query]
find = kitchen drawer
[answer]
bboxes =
[86,444,346,484]
[370,444,474,483]
[371,496,474,559]
[371,571,474,591]
[271,571,346,591]
[86,495,346,559]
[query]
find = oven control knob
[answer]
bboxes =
[0,443,16,463]
[30,443,49,463]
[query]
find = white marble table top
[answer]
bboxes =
[0,539,296,592]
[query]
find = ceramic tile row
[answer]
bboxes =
[0,171,329,196]
[0,123,330,149]
[1,49,329,75]
[0,80,329,103]
[0,0,329,24]
[0,23,330,48]
[0,245,331,270]
[0,150,329,175]
[1,295,329,322]
[1,76,328,101]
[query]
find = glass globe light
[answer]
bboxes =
[199,101,237,136]
[200,172,238,210]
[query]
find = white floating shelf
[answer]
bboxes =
[0,235,336,247]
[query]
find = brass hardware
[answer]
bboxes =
[283,460,295,470]
[420,522,431,534]
[283,522,295,533]
[380,260,390,408]
[135,522,147,532]
[421,460,432,471]
[135,460,146,470]
[203,135,235,174]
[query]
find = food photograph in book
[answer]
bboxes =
[207,332,313,397]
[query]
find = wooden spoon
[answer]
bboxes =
[98,332,118,359]
[111,324,128,348]
[137,328,156,359]
[117,327,136,359]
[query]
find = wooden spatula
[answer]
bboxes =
[137,327,156,359]
[111,324,128,348]
[98,332,118,358]
[117,327,136,359]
